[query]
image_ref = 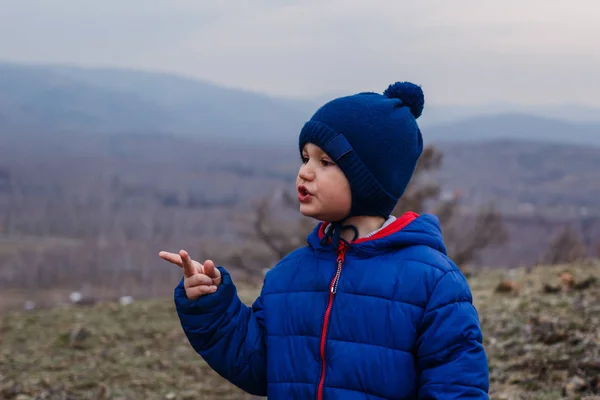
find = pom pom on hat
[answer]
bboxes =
[383,82,424,119]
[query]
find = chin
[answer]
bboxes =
[299,204,324,220]
[299,204,316,218]
[299,205,341,223]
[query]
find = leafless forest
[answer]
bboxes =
[1,132,599,313]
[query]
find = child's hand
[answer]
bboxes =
[159,249,222,300]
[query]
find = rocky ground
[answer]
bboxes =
[1,262,599,400]
[472,261,600,399]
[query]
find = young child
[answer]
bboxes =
[159,81,489,399]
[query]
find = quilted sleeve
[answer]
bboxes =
[416,268,489,399]
[174,266,267,396]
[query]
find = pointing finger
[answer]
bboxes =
[180,250,197,278]
[158,251,183,268]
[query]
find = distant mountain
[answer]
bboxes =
[426,113,600,146]
[435,139,600,216]
[0,62,317,145]
[2,61,600,147]
[420,102,600,128]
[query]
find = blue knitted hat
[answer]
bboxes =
[298,81,424,221]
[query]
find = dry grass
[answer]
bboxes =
[472,261,600,399]
[1,263,599,400]
[0,285,261,400]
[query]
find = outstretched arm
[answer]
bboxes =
[161,250,267,396]
[416,268,489,399]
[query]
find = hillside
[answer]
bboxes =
[426,114,600,146]
[1,262,599,399]
[2,61,600,147]
[0,62,314,145]
[1,132,600,280]
[436,139,600,215]
[2,61,600,307]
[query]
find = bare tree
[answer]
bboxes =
[234,145,508,274]
[394,145,444,214]
[224,190,314,282]
[544,223,587,265]
[393,145,508,268]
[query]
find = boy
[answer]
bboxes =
[159,81,489,399]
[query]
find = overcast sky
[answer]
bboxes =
[1,0,599,106]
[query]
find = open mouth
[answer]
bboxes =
[298,185,312,202]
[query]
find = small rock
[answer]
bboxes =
[495,281,520,294]
[559,272,575,290]
[69,325,91,348]
[69,292,82,303]
[574,276,597,291]
[563,376,587,396]
[543,283,562,294]
[590,375,600,392]
[119,296,134,306]
[94,383,110,400]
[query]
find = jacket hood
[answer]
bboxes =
[306,212,447,258]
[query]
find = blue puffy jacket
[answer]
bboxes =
[174,212,489,399]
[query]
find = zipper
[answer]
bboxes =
[317,242,348,400]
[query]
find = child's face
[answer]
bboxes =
[296,143,351,222]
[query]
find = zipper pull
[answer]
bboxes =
[337,241,348,261]
[332,247,347,294]
[331,269,341,294]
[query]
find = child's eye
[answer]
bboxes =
[321,159,334,167]
[301,156,309,164]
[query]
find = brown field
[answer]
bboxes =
[1,261,599,400]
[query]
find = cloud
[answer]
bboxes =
[0,0,599,105]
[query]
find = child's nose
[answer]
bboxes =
[298,163,315,181]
